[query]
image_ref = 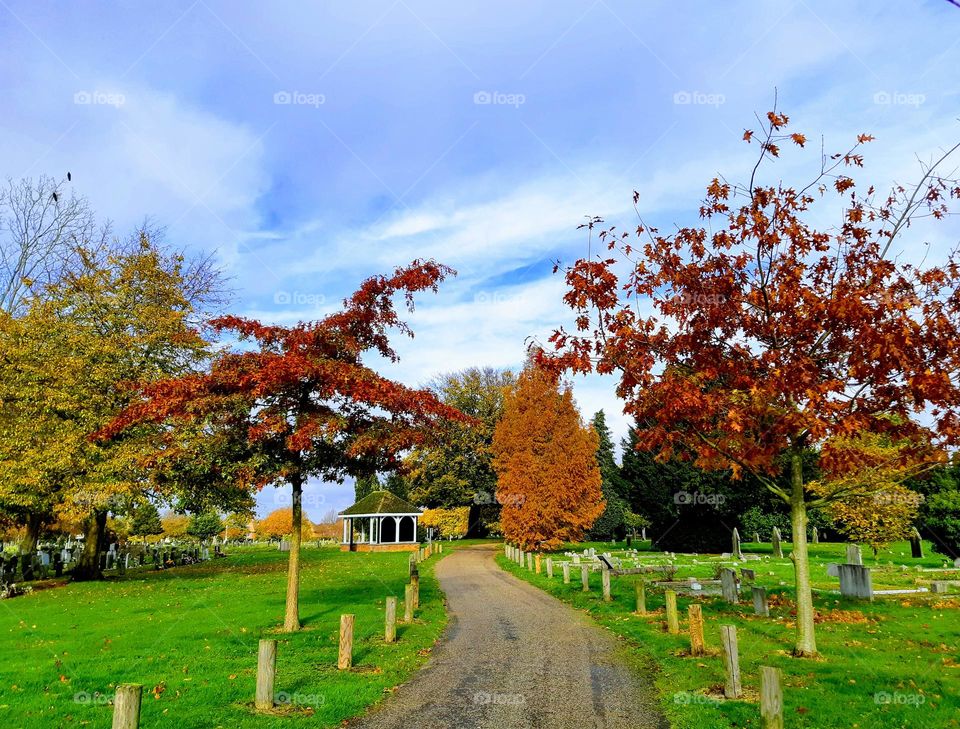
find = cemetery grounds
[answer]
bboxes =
[498,539,960,729]
[0,543,448,728]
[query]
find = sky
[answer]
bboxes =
[2,0,959,519]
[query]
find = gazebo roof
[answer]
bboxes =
[339,490,421,516]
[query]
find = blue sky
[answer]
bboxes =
[3,0,959,518]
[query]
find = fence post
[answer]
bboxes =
[385,596,397,643]
[112,683,143,728]
[562,563,571,584]
[665,590,679,634]
[581,564,590,592]
[535,554,541,574]
[411,573,420,609]
[404,584,414,623]
[546,558,554,578]
[760,666,784,729]
[255,639,277,710]
[720,625,742,699]
[688,604,705,656]
[602,568,612,602]
[635,582,647,615]
[338,614,355,670]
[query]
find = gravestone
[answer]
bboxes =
[845,544,862,566]
[598,554,615,570]
[754,532,761,544]
[720,568,739,604]
[641,527,647,540]
[909,528,923,559]
[827,563,840,577]
[837,564,873,601]
[53,553,63,578]
[21,555,34,581]
[752,586,769,616]
[931,581,948,594]
[740,568,756,582]
[572,554,580,565]
[732,528,743,560]
[811,526,819,544]
[771,527,783,558]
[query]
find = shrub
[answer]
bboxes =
[420,507,470,539]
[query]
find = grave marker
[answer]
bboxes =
[562,563,571,584]
[688,604,705,656]
[845,544,862,566]
[602,567,612,602]
[546,558,554,579]
[752,586,769,616]
[581,565,590,592]
[665,590,679,634]
[732,528,743,559]
[837,564,873,600]
[720,568,739,604]
[720,625,742,699]
[909,528,923,558]
[760,666,784,729]
[635,582,647,615]
[771,527,783,558]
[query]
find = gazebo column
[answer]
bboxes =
[369,517,375,544]
[342,517,348,544]
[394,516,401,543]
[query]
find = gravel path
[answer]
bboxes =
[349,544,668,729]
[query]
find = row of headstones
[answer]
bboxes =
[107,542,444,728]
[504,544,784,726]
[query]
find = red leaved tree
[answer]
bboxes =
[543,110,960,656]
[101,260,468,631]
[492,363,604,550]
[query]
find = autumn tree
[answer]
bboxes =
[491,364,604,550]
[543,108,960,656]
[100,261,468,631]
[161,512,189,539]
[256,508,314,540]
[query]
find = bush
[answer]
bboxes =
[923,489,960,558]
[420,507,470,539]
[739,506,791,541]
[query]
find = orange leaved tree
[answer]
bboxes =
[543,109,960,656]
[257,508,314,540]
[492,363,604,550]
[100,260,468,632]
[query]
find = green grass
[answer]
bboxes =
[0,544,448,728]
[499,540,960,729]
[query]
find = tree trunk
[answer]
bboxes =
[18,512,43,556]
[788,453,817,657]
[72,510,107,581]
[283,479,303,632]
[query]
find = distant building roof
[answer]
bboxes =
[339,490,422,516]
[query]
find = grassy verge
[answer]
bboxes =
[497,540,960,729]
[0,544,447,728]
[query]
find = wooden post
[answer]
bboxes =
[581,564,590,592]
[385,596,397,643]
[665,590,679,634]
[602,568,612,602]
[720,625,742,699]
[562,563,571,584]
[635,582,647,615]
[546,558,554,578]
[255,639,277,710]
[411,573,420,609]
[760,666,784,729]
[404,584,414,623]
[535,553,541,574]
[338,614,354,670]
[112,683,143,729]
[752,586,769,617]
[526,552,533,570]
[688,604,705,656]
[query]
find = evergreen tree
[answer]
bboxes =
[587,410,628,540]
[130,501,164,542]
[384,472,409,501]
[355,473,381,502]
[187,510,224,542]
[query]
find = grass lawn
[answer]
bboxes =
[498,540,960,729]
[0,544,448,728]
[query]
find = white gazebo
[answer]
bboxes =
[339,490,422,552]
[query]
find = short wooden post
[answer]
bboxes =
[526,552,533,570]
[112,683,143,728]
[581,564,590,592]
[688,604,705,656]
[338,614,354,670]
[665,590,679,634]
[562,563,571,584]
[385,597,397,643]
[635,582,647,615]
[404,584,414,622]
[546,558,554,578]
[255,639,277,710]
[535,553,541,574]
[760,666,783,729]
[601,568,612,602]
[752,586,769,616]
[411,573,420,609]
[720,625,742,698]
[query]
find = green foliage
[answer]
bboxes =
[354,473,381,502]
[913,461,960,557]
[738,506,791,541]
[383,471,409,501]
[129,501,164,538]
[406,367,513,508]
[587,410,628,540]
[187,510,224,542]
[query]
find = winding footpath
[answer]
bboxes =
[349,544,668,729]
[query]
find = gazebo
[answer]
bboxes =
[339,490,422,552]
